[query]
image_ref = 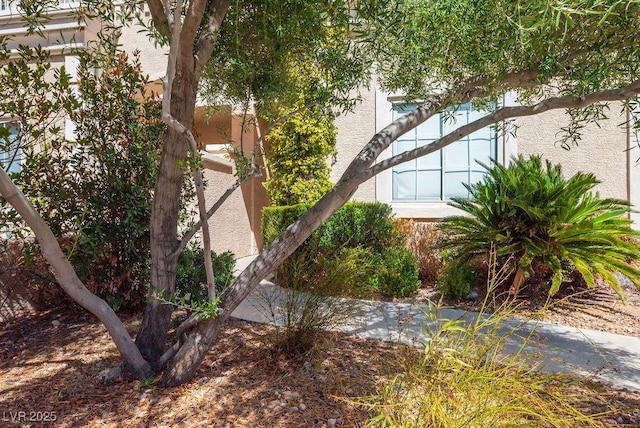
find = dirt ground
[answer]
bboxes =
[1,301,640,427]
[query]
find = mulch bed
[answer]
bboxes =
[1,307,639,427]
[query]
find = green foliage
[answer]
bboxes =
[1,48,166,309]
[261,203,309,246]
[437,260,480,301]
[263,201,400,250]
[262,202,419,298]
[263,106,337,206]
[377,247,421,298]
[439,155,640,300]
[316,202,401,251]
[175,246,235,305]
[200,0,370,116]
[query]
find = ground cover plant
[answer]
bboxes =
[438,155,640,301]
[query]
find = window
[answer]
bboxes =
[391,103,497,201]
[0,123,21,175]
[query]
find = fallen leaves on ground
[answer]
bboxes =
[1,308,639,427]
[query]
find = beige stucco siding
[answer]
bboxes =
[516,106,628,201]
[118,20,168,81]
[331,84,377,202]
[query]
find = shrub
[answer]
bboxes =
[3,51,167,310]
[436,259,481,301]
[439,155,640,299]
[175,246,235,305]
[321,247,382,298]
[377,247,421,297]
[261,203,310,248]
[262,202,418,299]
[262,202,401,251]
[263,107,337,206]
[393,219,445,284]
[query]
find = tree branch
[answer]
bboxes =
[146,0,171,39]
[194,0,231,76]
[174,102,317,254]
[174,164,262,257]
[365,79,640,180]
[162,115,216,299]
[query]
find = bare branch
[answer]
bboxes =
[174,102,317,253]
[175,314,202,339]
[175,165,262,257]
[365,79,640,180]
[161,115,216,299]
[158,341,180,368]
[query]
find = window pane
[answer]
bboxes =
[417,170,441,200]
[390,103,497,202]
[394,138,416,156]
[445,171,469,199]
[470,170,486,186]
[445,139,469,170]
[417,148,441,169]
[469,138,493,166]
[393,170,416,200]
[416,115,442,139]
[0,124,20,174]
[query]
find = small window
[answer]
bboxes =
[391,103,497,201]
[0,123,21,175]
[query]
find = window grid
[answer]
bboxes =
[391,103,497,201]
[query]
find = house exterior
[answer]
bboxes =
[3,2,639,259]
[335,87,638,222]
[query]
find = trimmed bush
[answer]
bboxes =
[262,201,401,251]
[439,155,640,300]
[262,202,418,298]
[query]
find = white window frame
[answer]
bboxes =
[0,121,21,175]
[375,89,517,219]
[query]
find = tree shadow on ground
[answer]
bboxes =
[0,309,385,427]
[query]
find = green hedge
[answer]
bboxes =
[262,201,401,250]
[262,202,420,298]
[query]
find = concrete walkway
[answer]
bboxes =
[231,256,640,392]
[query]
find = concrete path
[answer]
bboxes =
[231,256,640,392]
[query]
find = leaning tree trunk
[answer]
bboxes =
[0,168,153,379]
[136,63,199,370]
[161,179,359,386]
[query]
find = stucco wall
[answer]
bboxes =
[516,106,628,201]
[202,168,263,258]
[197,112,268,257]
[118,17,168,81]
[331,84,377,202]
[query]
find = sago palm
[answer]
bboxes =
[439,155,640,300]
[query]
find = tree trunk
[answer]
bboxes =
[161,179,361,385]
[136,63,198,369]
[0,169,153,379]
